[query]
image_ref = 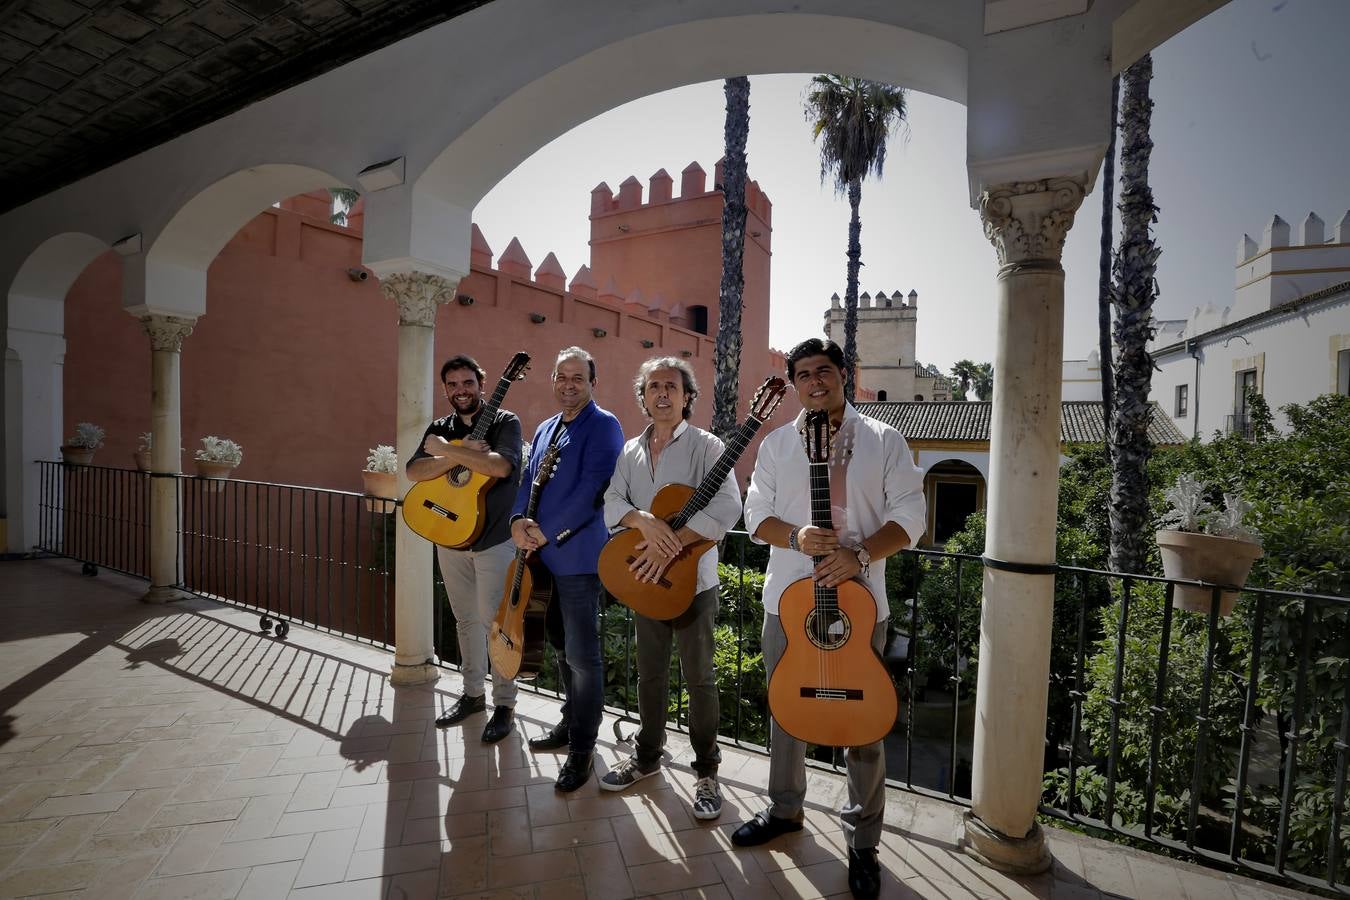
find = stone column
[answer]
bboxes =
[140,314,195,603]
[5,328,64,554]
[963,177,1086,874]
[382,270,456,685]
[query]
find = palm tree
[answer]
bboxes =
[971,362,994,401]
[712,76,751,441]
[950,359,978,401]
[329,187,360,226]
[1108,54,1160,575]
[1097,75,1120,465]
[804,75,908,402]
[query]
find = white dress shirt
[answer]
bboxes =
[603,420,744,594]
[744,403,927,622]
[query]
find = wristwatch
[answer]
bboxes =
[852,544,871,571]
[787,527,801,552]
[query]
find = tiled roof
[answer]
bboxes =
[856,400,1188,445]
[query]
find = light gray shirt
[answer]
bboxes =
[604,420,744,593]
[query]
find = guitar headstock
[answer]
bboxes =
[534,442,563,490]
[504,352,531,381]
[748,377,787,423]
[802,410,831,464]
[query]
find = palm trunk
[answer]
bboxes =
[1098,74,1119,466]
[1108,54,1160,575]
[712,76,750,440]
[843,176,863,403]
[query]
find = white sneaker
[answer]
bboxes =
[692,775,723,820]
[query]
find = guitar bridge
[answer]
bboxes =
[799,687,864,701]
[422,499,459,521]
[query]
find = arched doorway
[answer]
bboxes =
[924,458,985,546]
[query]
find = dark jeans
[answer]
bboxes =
[552,574,604,754]
[635,586,721,777]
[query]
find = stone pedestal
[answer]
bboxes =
[382,271,456,686]
[964,177,1086,874]
[140,314,194,604]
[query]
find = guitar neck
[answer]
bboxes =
[467,374,514,441]
[808,458,839,607]
[669,416,762,530]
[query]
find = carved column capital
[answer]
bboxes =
[379,271,458,326]
[140,314,196,352]
[979,177,1088,268]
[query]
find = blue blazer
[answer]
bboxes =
[512,400,623,576]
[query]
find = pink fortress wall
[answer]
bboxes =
[63,176,795,495]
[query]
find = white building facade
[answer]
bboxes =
[1150,210,1350,439]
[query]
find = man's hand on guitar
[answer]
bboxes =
[423,434,453,457]
[633,512,682,558]
[813,547,863,588]
[511,518,548,553]
[628,543,672,584]
[796,525,839,557]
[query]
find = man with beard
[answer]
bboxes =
[512,346,624,792]
[736,338,926,899]
[407,354,523,744]
[599,357,741,818]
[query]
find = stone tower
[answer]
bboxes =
[823,288,920,401]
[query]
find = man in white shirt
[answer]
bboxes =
[600,357,743,819]
[736,338,926,900]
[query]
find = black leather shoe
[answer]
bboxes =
[847,846,882,899]
[527,720,570,751]
[554,750,593,792]
[730,811,803,847]
[435,694,485,728]
[480,706,514,744]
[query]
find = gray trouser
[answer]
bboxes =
[762,612,888,850]
[436,540,518,707]
[635,586,721,778]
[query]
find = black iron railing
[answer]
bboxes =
[31,462,1350,893]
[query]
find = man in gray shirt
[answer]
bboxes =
[601,357,743,819]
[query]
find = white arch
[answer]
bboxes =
[920,452,990,482]
[417,14,967,212]
[6,232,111,553]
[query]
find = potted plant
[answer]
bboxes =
[1156,473,1263,616]
[362,444,399,513]
[194,435,243,490]
[134,432,152,472]
[61,422,105,466]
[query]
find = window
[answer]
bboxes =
[688,305,709,335]
[1230,369,1258,437]
[1339,349,1350,396]
[876,390,887,401]
[914,394,924,401]
[1175,384,1189,417]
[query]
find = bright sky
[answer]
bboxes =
[473,0,1350,374]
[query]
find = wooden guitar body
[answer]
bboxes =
[402,444,495,548]
[767,576,897,747]
[598,484,714,621]
[488,555,554,680]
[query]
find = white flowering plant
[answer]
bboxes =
[1159,473,1259,544]
[195,436,243,466]
[66,422,105,449]
[365,444,398,474]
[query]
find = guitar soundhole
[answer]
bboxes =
[447,465,471,487]
[805,608,851,651]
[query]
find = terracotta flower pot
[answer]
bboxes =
[60,446,96,466]
[1155,529,1263,617]
[133,450,151,472]
[362,470,398,514]
[194,459,235,492]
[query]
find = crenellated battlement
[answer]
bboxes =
[826,288,920,313]
[464,225,699,333]
[1236,209,1350,263]
[590,160,773,225]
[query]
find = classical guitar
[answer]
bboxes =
[599,377,787,621]
[766,410,897,747]
[487,439,562,681]
[403,352,530,548]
